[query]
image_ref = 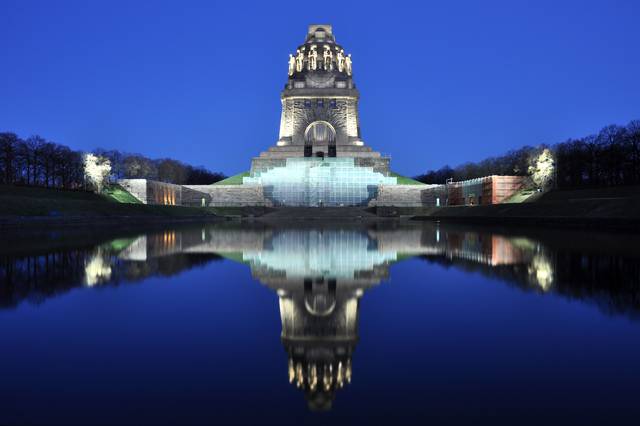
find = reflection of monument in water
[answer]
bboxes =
[245,229,394,410]
[0,223,558,408]
[6,222,640,408]
[273,268,360,410]
[121,225,431,408]
[163,224,556,409]
[121,225,406,409]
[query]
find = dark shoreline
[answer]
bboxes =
[412,215,640,232]
[3,210,639,233]
[0,214,227,231]
[2,184,639,232]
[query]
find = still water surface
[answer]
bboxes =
[1,221,640,425]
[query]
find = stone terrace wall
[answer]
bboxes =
[119,179,186,205]
[354,157,390,175]
[251,158,287,175]
[118,179,148,203]
[118,179,190,206]
[146,181,182,206]
[371,184,446,207]
[181,186,212,207]
[118,180,268,207]
[184,185,269,207]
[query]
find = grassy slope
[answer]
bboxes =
[103,185,142,203]
[390,172,425,185]
[213,172,250,185]
[0,185,219,218]
[502,188,538,203]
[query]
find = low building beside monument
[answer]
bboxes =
[446,175,527,206]
[118,179,183,206]
[118,179,270,207]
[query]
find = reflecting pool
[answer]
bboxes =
[1,221,640,424]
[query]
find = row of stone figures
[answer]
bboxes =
[288,45,352,76]
[288,359,352,391]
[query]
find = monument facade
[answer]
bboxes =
[243,24,398,206]
[117,25,525,209]
[251,24,387,173]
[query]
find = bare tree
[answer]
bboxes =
[0,133,19,184]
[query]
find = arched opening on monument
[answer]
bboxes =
[304,278,337,316]
[304,121,336,158]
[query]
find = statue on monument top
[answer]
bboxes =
[288,54,295,76]
[287,27,352,77]
[295,48,304,73]
[336,49,345,72]
[308,45,318,71]
[323,45,333,70]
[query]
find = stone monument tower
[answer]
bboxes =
[244,25,398,206]
[277,25,362,148]
[250,24,391,175]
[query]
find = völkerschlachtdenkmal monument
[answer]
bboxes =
[118,25,525,208]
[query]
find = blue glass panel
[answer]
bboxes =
[244,158,397,207]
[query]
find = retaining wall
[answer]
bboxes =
[118,179,183,205]
[184,185,270,207]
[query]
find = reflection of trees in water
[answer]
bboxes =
[116,253,222,282]
[2,223,640,323]
[0,244,222,309]
[421,246,640,320]
[552,252,640,319]
[3,223,640,412]
[1,249,88,308]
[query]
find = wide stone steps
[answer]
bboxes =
[260,206,379,220]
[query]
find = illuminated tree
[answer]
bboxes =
[83,153,111,193]
[528,148,555,190]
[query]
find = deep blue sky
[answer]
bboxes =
[1,0,639,176]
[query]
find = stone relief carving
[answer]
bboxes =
[345,54,352,76]
[288,54,295,76]
[308,45,318,71]
[295,49,304,72]
[323,45,333,70]
[336,49,345,72]
[290,100,351,143]
[289,45,351,76]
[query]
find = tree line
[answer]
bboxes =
[415,120,640,188]
[92,148,226,185]
[0,132,226,189]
